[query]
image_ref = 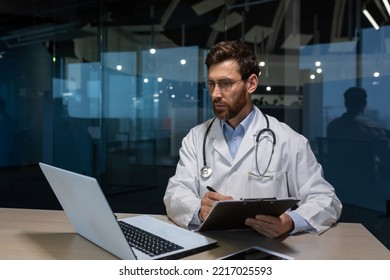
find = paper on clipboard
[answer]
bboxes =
[197,197,299,232]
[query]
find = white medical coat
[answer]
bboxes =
[164,106,342,234]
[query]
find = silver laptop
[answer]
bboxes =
[39,162,217,260]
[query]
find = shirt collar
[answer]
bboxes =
[220,107,255,134]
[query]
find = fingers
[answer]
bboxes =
[245,216,278,238]
[245,214,293,238]
[199,191,233,222]
[207,191,233,201]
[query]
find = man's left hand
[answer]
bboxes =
[245,213,294,238]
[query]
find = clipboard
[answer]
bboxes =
[197,197,299,232]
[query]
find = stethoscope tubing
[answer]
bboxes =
[200,111,276,178]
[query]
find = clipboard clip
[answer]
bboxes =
[240,197,277,201]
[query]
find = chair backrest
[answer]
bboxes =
[315,137,377,206]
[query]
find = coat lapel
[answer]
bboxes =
[207,108,268,167]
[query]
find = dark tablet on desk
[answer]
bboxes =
[198,198,299,232]
[220,246,294,260]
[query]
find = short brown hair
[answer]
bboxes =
[205,40,260,80]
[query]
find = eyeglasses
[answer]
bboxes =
[203,77,242,93]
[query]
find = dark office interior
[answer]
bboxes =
[0,0,390,251]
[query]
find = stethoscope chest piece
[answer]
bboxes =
[200,166,212,178]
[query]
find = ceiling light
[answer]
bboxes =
[383,0,390,17]
[363,9,380,30]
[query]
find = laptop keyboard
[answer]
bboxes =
[118,221,184,257]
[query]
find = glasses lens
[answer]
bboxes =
[203,78,214,92]
[204,78,235,92]
[218,79,232,91]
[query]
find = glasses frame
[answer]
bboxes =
[203,77,243,93]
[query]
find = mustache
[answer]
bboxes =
[212,98,224,104]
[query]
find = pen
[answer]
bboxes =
[207,186,217,193]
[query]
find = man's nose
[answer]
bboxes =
[210,84,222,97]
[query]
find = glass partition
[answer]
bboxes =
[0,0,389,227]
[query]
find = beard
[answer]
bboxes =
[212,87,248,121]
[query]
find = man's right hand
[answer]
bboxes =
[199,191,233,222]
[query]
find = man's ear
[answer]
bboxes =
[246,73,259,94]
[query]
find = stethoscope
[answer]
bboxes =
[200,111,276,178]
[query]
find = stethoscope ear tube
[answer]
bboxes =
[253,112,276,177]
[256,128,276,146]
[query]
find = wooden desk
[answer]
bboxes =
[1,207,389,260]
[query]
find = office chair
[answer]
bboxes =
[316,137,378,209]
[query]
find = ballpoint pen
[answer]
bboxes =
[206,186,217,193]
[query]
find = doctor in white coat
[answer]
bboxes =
[164,40,342,238]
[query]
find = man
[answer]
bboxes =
[164,40,342,238]
[327,86,389,147]
[327,86,390,183]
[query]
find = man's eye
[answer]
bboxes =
[219,80,231,88]
[208,81,215,87]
